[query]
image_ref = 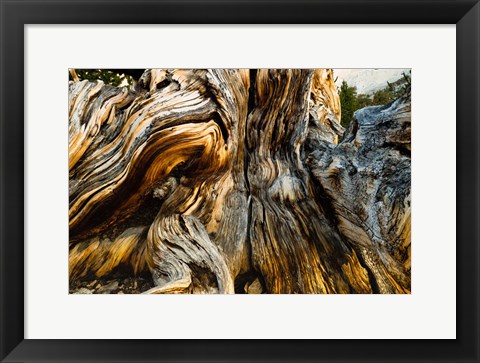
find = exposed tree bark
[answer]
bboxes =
[69,69,411,294]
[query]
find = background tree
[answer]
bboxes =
[355,93,372,110]
[372,88,393,105]
[338,80,358,128]
[339,71,411,129]
[69,69,133,86]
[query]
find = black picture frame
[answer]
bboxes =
[1,0,479,362]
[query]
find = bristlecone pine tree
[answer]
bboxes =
[69,69,411,294]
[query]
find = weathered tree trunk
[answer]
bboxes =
[69,69,410,294]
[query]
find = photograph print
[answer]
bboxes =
[68,68,411,294]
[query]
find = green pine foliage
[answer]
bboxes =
[70,69,133,87]
[339,81,357,128]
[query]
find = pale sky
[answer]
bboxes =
[333,69,410,95]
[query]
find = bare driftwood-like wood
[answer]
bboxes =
[69,69,411,294]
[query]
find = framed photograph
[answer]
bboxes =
[1,0,479,362]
